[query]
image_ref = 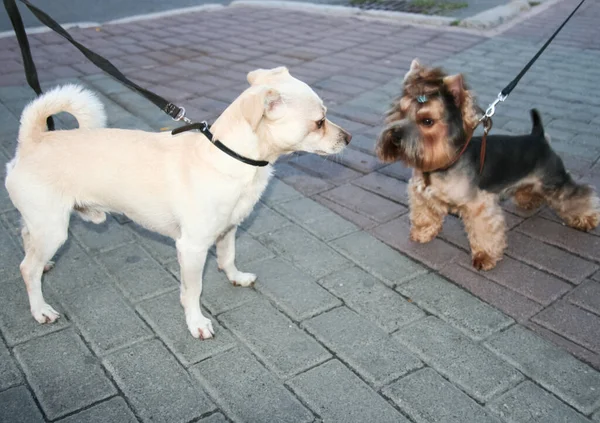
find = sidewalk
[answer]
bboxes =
[1,1,600,422]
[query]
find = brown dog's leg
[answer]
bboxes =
[513,184,545,210]
[408,177,448,243]
[544,179,600,231]
[461,192,507,271]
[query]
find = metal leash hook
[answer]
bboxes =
[173,106,193,125]
[480,92,507,121]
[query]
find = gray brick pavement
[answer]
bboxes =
[1,3,600,422]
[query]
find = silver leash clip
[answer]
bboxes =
[480,92,507,121]
[173,106,192,124]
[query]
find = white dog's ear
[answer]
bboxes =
[241,86,285,130]
[247,67,290,85]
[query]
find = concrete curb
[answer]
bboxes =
[230,0,455,26]
[459,0,530,29]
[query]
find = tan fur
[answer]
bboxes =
[4,68,351,339]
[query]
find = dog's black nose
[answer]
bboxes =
[342,130,352,145]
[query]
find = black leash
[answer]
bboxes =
[480,0,587,121]
[172,122,270,167]
[3,0,270,168]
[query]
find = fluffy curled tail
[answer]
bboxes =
[18,84,106,145]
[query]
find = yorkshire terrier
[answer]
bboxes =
[377,59,600,270]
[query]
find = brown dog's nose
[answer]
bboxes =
[343,130,352,145]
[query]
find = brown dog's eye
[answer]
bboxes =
[421,118,434,127]
[316,118,326,129]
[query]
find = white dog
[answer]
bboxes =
[5,67,351,339]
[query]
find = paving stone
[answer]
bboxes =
[104,339,215,423]
[126,223,176,264]
[507,232,598,284]
[219,300,330,378]
[191,348,312,423]
[227,229,276,265]
[314,195,379,229]
[383,368,501,423]
[371,216,462,270]
[352,172,409,205]
[320,266,424,333]
[0,277,70,346]
[0,337,21,391]
[56,397,138,423]
[137,290,236,366]
[304,307,422,387]
[257,224,350,279]
[287,359,409,423]
[568,279,600,315]
[440,261,544,322]
[321,184,406,223]
[332,148,384,173]
[594,409,600,422]
[0,386,44,423]
[477,255,572,306]
[398,273,513,340]
[58,284,153,355]
[260,178,304,206]
[14,329,116,420]
[99,243,178,302]
[274,161,335,196]
[274,196,358,241]
[167,258,261,315]
[378,162,413,181]
[251,258,340,321]
[197,413,229,423]
[69,215,135,253]
[533,300,600,354]
[0,222,22,282]
[395,316,524,402]
[289,154,362,184]
[517,217,600,262]
[331,230,427,287]
[485,325,600,414]
[241,202,291,237]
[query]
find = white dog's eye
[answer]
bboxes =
[316,118,326,129]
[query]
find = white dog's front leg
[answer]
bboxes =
[216,226,256,287]
[176,238,214,340]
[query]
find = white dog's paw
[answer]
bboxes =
[229,271,257,287]
[31,303,60,324]
[187,315,214,340]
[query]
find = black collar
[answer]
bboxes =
[172,122,270,167]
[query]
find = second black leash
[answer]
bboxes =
[480,0,587,121]
[3,0,271,167]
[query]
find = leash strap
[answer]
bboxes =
[500,0,586,98]
[3,0,186,123]
[482,0,586,121]
[4,0,270,167]
[171,122,270,167]
[3,0,54,129]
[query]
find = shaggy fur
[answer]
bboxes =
[377,59,600,270]
[5,67,351,339]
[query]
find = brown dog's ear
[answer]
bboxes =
[443,74,465,107]
[241,86,285,130]
[409,59,421,72]
[247,67,290,85]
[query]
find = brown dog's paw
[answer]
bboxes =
[568,212,600,232]
[410,227,438,243]
[472,252,498,271]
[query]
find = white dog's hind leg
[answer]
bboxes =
[176,237,214,340]
[20,214,69,324]
[21,226,55,273]
[216,226,256,287]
